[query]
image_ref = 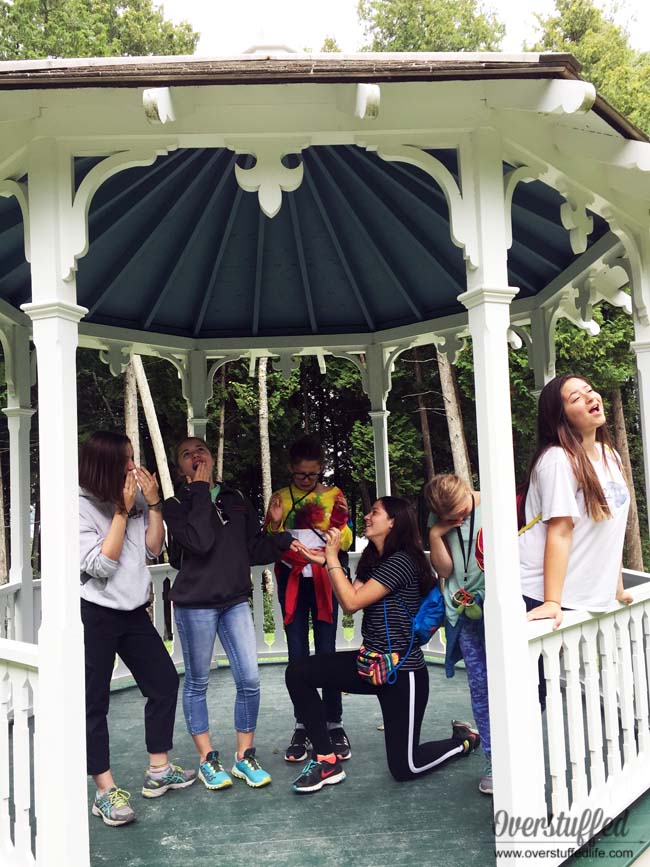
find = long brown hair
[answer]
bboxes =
[356,496,433,595]
[525,374,619,522]
[79,431,131,508]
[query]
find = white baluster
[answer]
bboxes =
[542,632,569,815]
[581,620,605,792]
[33,581,42,636]
[0,668,10,848]
[598,617,622,778]
[0,596,6,640]
[630,605,650,754]
[10,666,33,858]
[251,567,269,657]
[563,629,588,806]
[150,573,166,639]
[614,609,636,765]
[169,599,184,670]
[271,581,288,656]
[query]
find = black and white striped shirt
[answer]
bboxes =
[360,551,425,672]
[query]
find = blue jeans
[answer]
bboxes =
[277,565,342,724]
[174,602,260,736]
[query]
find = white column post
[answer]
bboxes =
[365,344,391,497]
[2,324,35,641]
[23,139,90,867]
[186,350,209,441]
[458,128,546,861]
[632,325,650,530]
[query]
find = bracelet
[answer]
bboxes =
[544,599,561,605]
[147,500,162,511]
[326,565,345,574]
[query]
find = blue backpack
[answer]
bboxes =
[413,584,445,645]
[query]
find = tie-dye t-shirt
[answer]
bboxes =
[272,485,353,553]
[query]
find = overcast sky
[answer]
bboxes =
[160,0,650,56]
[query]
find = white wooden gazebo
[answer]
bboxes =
[1,50,650,867]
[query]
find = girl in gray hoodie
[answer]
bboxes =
[79,431,196,827]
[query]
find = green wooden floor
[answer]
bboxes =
[89,662,496,867]
[89,661,650,867]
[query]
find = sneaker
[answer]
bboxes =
[479,758,493,795]
[199,750,233,791]
[231,748,271,788]
[92,787,135,827]
[292,758,346,794]
[284,728,311,762]
[451,719,481,754]
[329,727,352,761]
[142,763,197,798]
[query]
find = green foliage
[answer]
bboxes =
[321,36,341,52]
[0,0,199,60]
[529,0,650,134]
[357,0,505,52]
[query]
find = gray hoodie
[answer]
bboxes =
[79,487,156,611]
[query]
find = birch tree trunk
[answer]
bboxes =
[132,355,174,500]
[216,365,227,480]
[437,348,472,484]
[258,356,272,511]
[609,386,644,570]
[124,360,141,465]
[413,347,435,483]
[0,455,7,584]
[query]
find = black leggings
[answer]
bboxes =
[82,600,179,776]
[285,650,465,781]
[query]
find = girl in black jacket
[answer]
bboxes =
[164,437,296,791]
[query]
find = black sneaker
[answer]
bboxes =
[284,728,310,762]
[451,719,481,754]
[292,758,346,794]
[329,727,351,761]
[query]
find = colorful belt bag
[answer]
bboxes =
[356,595,416,686]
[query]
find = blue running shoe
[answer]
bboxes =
[231,748,271,788]
[199,750,233,791]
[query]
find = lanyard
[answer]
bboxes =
[287,483,327,543]
[455,496,475,583]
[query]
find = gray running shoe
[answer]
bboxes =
[142,763,197,798]
[92,787,135,827]
[479,758,493,795]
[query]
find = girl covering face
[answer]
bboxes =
[79,431,195,827]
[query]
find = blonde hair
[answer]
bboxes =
[424,474,471,518]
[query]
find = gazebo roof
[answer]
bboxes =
[0,52,645,346]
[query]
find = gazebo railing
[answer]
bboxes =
[0,637,37,867]
[1,563,649,866]
[133,554,446,686]
[519,579,650,863]
[0,583,19,641]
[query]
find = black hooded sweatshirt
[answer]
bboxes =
[164,480,292,608]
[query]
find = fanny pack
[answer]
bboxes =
[356,595,415,686]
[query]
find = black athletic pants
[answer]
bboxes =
[286,650,465,781]
[81,599,179,776]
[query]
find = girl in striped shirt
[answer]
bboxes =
[286,496,479,793]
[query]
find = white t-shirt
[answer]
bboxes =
[519,445,629,611]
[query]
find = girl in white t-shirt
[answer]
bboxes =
[519,374,633,632]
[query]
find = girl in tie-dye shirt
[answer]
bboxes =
[265,436,353,764]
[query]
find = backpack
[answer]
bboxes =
[165,484,247,571]
[474,488,541,572]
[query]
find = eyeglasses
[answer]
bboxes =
[291,472,320,481]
